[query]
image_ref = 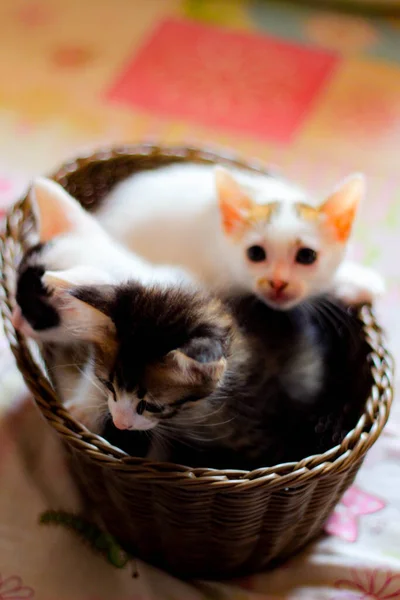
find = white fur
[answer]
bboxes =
[97,163,384,309]
[37,211,192,290]
[97,164,305,292]
[62,362,107,434]
[31,176,195,290]
[332,260,385,305]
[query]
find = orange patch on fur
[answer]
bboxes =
[246,202,280,225]
[295,202,319,221]
[222,201,281,238]
[257,277,269,290]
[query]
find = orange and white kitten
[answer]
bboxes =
[98,163,384,309]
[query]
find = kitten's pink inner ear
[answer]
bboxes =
[215,167,253,236]
[42,270,116,344]
[320,174,365,243]
[30,177,88,243]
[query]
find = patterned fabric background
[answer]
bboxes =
[0,1,399,598]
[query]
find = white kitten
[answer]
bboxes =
[97,163,384,309]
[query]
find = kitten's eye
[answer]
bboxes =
[100,378,117,401]
[137,400,163,415]
[136,400,146,415]
[106,381,116,394]
[296,247,317,265]
[247,245,267,262]
[143,403,164,414]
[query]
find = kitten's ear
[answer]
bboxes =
[215,166,253,236]
[30,177,97,243]
[164,337,227,391]
[41,267,116,344]
[319,174,365,243]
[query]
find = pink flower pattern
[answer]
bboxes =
[333,569,400,599]
[0,575,34,599]
[325,486,385,542]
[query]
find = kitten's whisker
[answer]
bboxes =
[77,366,105,395]
[151,428,171,457]
[313,302,338,333]
[194,416,235,429]
[67,404,108,414]
[169,400,226,425]
[47,363,81,371]
[155,426,202,450]
[320,298,360,350]
[302,300,327,337]
[156,423,208,443]
[158,417,234,443]
[318,300,349,336]
[172,409,234,428]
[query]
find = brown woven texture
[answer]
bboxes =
[0,144,394,579]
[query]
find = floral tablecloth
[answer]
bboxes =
[0,385,399,599]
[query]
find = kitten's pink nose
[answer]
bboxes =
[269,279,288,292]
[113,414,132,430]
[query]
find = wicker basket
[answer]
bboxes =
[0,145,394,579]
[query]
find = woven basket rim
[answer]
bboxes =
[0,143,394,490]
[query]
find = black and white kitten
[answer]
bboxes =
[14,179,235,435]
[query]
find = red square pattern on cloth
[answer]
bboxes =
[107,18,340,144]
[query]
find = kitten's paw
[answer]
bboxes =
[334,264,385,306]
[14,264,62,339]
